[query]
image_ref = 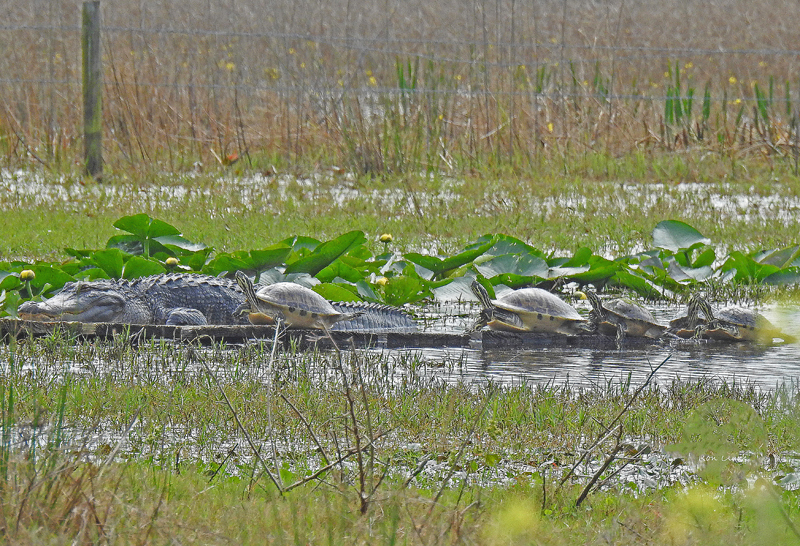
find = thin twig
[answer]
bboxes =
[575,426,623,506]
[558,354,670,488]
[199,355,283,495]
[283,431,389,492]
[279,393,331,465]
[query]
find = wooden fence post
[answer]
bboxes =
[82,1,102,178]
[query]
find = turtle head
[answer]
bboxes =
[583,290,605,316]
[470,280,494,310]
[687,294,714,324]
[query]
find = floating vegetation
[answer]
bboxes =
[2,214,798,318]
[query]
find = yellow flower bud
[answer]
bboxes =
[379,233,393,243]
[165,257,179,268]
[376,276,389,287]
[20,269,35,281]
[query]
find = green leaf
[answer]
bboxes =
[721,251,780,282]
[258,268,318,288]
[562,247,593,268]
[284,231,367,276]
[474,253,549,279]
[0,272,22,291]
[692,246,716,268]
[665,258,714,282]
[280,235,321,253]
[431,274,476,302]
[610,270,673,298]
[313,282,362,302]
[317,261,364,284]
[754,246,800,268]
[89,248,126,278]
[355,280,379,301]
[567,256,622,285]
[30,265,76,291]
[652,220,711,252]
[153,234,207,253]
[122,257,167,279]
[185,248,214,271]
[381,270,430,306]
[405,237,496,279]
[113,213,180,239]
[203,254,251,276]
[249,246,293,271]
[472,233,536,256]
[1,289,23,318]
[762,267,800,286]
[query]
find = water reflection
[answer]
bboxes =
[383,340,800,390]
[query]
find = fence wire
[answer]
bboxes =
[1,0,799,168]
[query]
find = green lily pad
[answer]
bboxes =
[284,231,366,276]
[405,237,496,279]
[652,220,711,252]
[474,253,550,280]
[313,282,362,302]
[122,257,167,279]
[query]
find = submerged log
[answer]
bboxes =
[0,319,749,349]
[0,319,471,349]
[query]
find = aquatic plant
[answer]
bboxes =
[2,214,799,315]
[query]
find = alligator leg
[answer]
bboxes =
[166,307,209,326]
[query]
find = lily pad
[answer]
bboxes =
[122,256,167,279]
[652,220,711,252]
[313,282,362,302]
[284,231,367,276]
[405,237,496,279]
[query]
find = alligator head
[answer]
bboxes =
[18,280,151,323]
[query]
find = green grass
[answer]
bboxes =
[3,154,800,263]
[2,333,800,543]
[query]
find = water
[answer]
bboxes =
[388,304,800,391]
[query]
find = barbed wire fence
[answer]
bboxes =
[1,0,799,175]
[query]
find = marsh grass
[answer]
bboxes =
[2,333,800,543]
[2,159,800,265]
[3,1,800,181]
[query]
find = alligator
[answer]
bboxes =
[18,273,418,332]
[18,273,248,326]
[330,301,417,333]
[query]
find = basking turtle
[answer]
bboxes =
[668,294,715,338]
[700,305,795,343]
[470,281,589,335]
[583,291,666,341]
[235,271,362,331]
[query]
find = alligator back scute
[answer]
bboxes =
[331,301,417,333]
[135,273,249,325]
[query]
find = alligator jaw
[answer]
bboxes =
[18,293,127,323]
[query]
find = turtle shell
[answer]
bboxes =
[703,306,781,342]
[235,272,359,330]
[253,282,344,328]
[586,292,665,339]
[488,288,586,334]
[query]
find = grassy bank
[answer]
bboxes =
[3,155,800,262]
[2,333,800,544]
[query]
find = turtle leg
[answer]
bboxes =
[615,322,627,344]
[574,321,595,334]
[693,323,707,339]
[581,310,600,333]
[470,309,491,332]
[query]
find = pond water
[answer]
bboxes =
[386,304,800,391]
